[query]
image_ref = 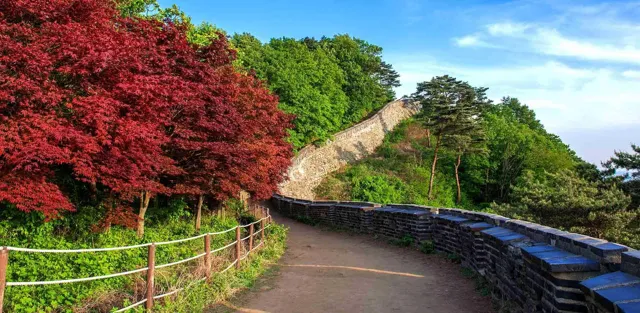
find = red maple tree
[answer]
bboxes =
[0,0,292,232]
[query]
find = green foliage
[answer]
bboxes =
[317,35,399,124]
[316,120,476,208]
[115,0,225,46]
[0,207,242,312]
[349,171,407,204]
[603,143,640,210]
[315,120,474,208]
[149,224,288,313]
[232,34,398,150]
[492,169,639,247]
[390,234,415,247]
[460,268,490,297]
[420,241,435,254]
[293,215,320,226]
[482,98,576,202]
[446,253,462,264]
[412,75,491,200]
[232,34,348,149]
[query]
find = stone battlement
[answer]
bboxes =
[278,99,420,199]
[271,194,640,313]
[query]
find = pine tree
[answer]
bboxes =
[412,76,490,200]
[603,144,640,209]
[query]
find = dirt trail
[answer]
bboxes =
[210,211,494,313]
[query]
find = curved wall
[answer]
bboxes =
[278,99,420,199]
[271,194,640,313]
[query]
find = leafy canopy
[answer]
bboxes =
[0,0,292,221]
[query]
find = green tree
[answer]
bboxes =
[115,1,224,45]
[319,35,400,124]
[482,98,575,202]
[412,75,490,200]
[603,144,640,209]
[232,35,349,149]
[492,170,636,244]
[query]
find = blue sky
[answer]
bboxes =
[160,0,640,165]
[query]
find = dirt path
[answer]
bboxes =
[210,211,494,313]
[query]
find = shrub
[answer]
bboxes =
[0,209,239,312]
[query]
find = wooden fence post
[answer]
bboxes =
[235,226,241,269]
[260,219,265,243]
[249,224,254,252]
[204,234,211,280]
[146,244,156,310]
[0,247,8,313]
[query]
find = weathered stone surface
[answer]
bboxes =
[278,99,420,199]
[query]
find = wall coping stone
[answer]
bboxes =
[375,206,432,216]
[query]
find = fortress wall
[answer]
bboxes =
[272,194,640,313]
[278,99,420,199]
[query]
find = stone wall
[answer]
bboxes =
[278,99,420,199]
[271,194,640,313]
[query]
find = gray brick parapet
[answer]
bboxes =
[272,194,640,313]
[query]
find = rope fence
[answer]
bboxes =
[0,207,273,313]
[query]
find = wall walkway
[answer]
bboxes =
[271,194,640,313]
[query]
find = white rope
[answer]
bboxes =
[252,241,264,252]
[240,241,264,261]
[211,240,237,253]
[220,259,238,274]
[113,298,147,312]
[7,243,152,253]
[239,217,267,228]
[152,276,206,301]
[3,218,271,254]
[4,217,273,288]
[209,227,237,236]
[155,252,206,270]
[153,287,183,300]
[6,266,149,286]
[241,235,252,241]
[155,233,207,246]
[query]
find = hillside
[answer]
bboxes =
[315,94,640,249]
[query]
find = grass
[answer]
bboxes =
[389,234,415,247]
[0,204,287,313]
[144,223,288,312]
[460,267,490,298]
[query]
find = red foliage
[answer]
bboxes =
[0,0,292,219]
[94,203,139,231]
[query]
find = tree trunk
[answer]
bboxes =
[89,181,98,202]
[427,136,442,200]
[136,191,151,238]
[485,168,490,203]
[455,154,462,204]
[426,129,431,148]
[195,194,204,232]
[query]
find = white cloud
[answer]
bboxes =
[401,1,640,164]
[454,35,480,47]
[532,28,640,64]
[388,57,640,134]
[453,35,495,48]
[455,14,640,65]
[487,22,530,37]
[622,70,640,79]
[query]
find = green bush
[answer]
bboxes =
[420,241,435,254]
[350,172,407,204]
[148,223,288,312]
[389,234,414,247]
[0,207,241,312]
